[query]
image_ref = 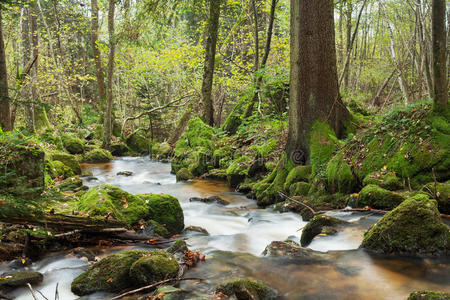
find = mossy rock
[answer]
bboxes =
[421,182,450,214]
[126,132,149,153]
[284,165,311,191]
[61,133,84,154]
[152,142,172,159]
[78,184,148,225]
[0,271,43,288]
[154,285,186,300]
[57,176,83,192]
[110,143,129,156]
[362,171,403,191]
[46,160,74,179]
[71,250,147,295]
[408,290,450,300]
[309,120,338,176]
[49,151,82,175]
[361,194,450,257]
[213,145,233,168]
[147,220,170,238]
[226,155,250,187]
[83,148,113,163]
[205,168,227,180]
[174,118,216,156]
[215,278,279,300]
[138,193,184,236]
[187,150,210,177]
[326,154,358,194]
[167,239,188,256]
[289,182,311,196]
[300,214,347,246]
[129,250,179,286]
[357,184,406,210]
[176,168,192,182]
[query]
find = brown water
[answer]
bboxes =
[3,157,449,299]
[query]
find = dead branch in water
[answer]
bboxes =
[278,192,317,215]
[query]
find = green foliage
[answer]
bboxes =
[357,184,405,210]
[129,250,179,286]
[309,120,338,176]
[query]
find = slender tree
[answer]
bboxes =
[0,6,11,131]
[91,0,106,109]
[103,0,115,149]
[201,0,221,126]
[286,0,350,164]
[432,0,448,113]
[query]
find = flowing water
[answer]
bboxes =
[2,157,449,299]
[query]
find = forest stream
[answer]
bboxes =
[2,157,450,300]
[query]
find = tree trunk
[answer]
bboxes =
[201,0,221,127]
[103,0,115,149]
[0,8,12,131]
[168,108,192,146]
[432,0,448,113]
[22,7,34,132]
[91,0,106,110]
[344,0,352,89]
[287,0,350,164]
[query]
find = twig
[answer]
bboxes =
[111,277,203,300]
[27,283,40,300]
[55,283,59,300]
[36,289,49,300]
[278,192,317,215]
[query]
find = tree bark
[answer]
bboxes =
[201,0,221,127]
[103,0,116,149]
[344,0,352,89]
[432,0,448,113]
[91,0,106,109]
[22,7,34,132]
[287,0,350,164]
[0,8,12,131]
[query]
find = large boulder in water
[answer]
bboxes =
[361,194,450,257]
[71,250,146,295]
[61,133,84,154]
[300,214,347,247]
[82,148,113,163]
[129,250,179,286]
[215,278,279,300]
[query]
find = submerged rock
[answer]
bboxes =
[361,194,450,257]
[0,271,43,289]
[262,241,325,264]
[154,285,186,300]
[215,278,279,300]
[189,196,230,205]
[71,250,147,295]
[117,171,133,176]
[183,225,209,235]
[357,184,405,210]
[300,214,347,247]
[129,250,179,286]
[408,290,450,300]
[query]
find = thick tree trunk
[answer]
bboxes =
[432,0,448,113]
[103,0,115,149]
[91,0,106,109]
[287,0,350,164]
[0,8,12,131]
[344,0,352,89]
[22,7,34,132]
[201,0,221,127]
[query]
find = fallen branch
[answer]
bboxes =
[278,192,317,215]
[110,277,203,300]
[27,283,40,300]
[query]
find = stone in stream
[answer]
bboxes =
[154,285,186,300]
[300,214,348,247]
[183,225,209,235]
[262,241,326,264]
[189,196,230,205]
[117,171,133,176]
[407,290,450,300]
[176,168,193,182]
[167,239,189,257]
[215,278,280,300]
[361,194,450,257]
[129,250,179,287]
[0,271,43,290]
[70,247,96,262]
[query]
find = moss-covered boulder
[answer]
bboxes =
[362,171,403,191]
[226,155,250,187]
[126,132,149,153]
[57,176,83,192]
[289,182,311,196]
[284,166,311,192]
[361,194,450,256]
[61,133,84,154]
[300,215,347,246]
[110,142,129,156]
[187,150,211,177]
[167,239,188,256]
[71,250,147,295]
[49,151,82,175]
[0,271,43,289]
[46,160,74,179]
[138,193,184,236]
[174,118,216,156]
[421,182,450,214]
[176,168,192,182]
[213,145,233,168]
[0,144,45,197]
[129,250,179,286]
[152,142,172,159]
[154,285,186,300]
[326,154,358,194]
[408,290,450,300]
[215,279,279,300]
[83,148,113,163]
[78,184,148,225]
[357,184,406,210]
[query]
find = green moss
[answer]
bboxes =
[146,220,170,238]
[46,160,74,179]
[71,250,147,295]
[408,290,450,300]
[0,271,43,288]
[58,176,83,192]
[216,278,279,300]
[226,155,250,187]
[361,194,450,256]
[357,184,405,210]
[126,132,149,153]
[213,145,233,168]
[174,118,216,156]
[176,168,192,182]
[187,149,210,177]
[61,133,84,154]
[138,193,184,236]
[78,184,148,225]
[421,182,450,214]
[129,250,179,286]
[49,151,82,175]
[154,286,185,300]
[309,120,338,176]
[83,148,113,163]
[300,214,346,246]
[289,182,311,196]
[167,239,188,255]
[152,142,172,159]
[362,171,403,191]
[326,154,357,194]
[110,143,129,156]
[284,166,311,191]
